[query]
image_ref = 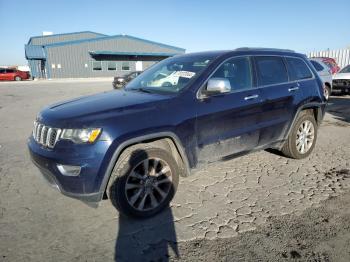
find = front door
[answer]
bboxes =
[195,56,263,164]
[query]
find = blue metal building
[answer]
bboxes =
[25,31,185,79]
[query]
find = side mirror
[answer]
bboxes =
[205,78,231,95]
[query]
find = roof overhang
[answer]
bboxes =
[89,51,179,57]
[25,45,46,59]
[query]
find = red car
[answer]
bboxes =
[0,68,30,81]
[311,57,340,75]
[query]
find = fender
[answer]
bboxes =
[284,101,326,139]
[97,132,191,200]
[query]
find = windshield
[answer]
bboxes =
[125,54,217,94]
[339,65,350,73]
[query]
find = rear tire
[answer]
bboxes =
[107,145,179,218]
[14,76,22,81]
[282,111,318,159]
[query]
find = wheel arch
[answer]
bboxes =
[285,103,325,139]
[100,132,191,200]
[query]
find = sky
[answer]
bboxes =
[0,0,349,65]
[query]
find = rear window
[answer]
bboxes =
[339,65,350,73]
[255,56,288,86]
[310,60,324,72]
[285,57,313,81]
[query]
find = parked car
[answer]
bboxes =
[28,49,326,218]
[0,68,30,81]
[332,64,350,94]
[310,57,340,75]
[309,59,332,100]
[112,71,142,89]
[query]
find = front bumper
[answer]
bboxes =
[28,136,111,204]
[332,80,350,92]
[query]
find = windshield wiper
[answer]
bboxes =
[128,88,153,94]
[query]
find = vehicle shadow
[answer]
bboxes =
[326,95,350,123]
[112,150,179,261]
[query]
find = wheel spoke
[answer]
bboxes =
[137,193,148,210]
[130,171,144,180]
[149,192,158,208]
[154,185,167,198]
[125,183,142,190]
[157,176,171,185]
[129,188,143,205]
[155,166,170,177]
[143,160,149,176]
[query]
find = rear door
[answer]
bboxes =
[254,56,301,146]
[195,56,264,164]
[285,56,315,99]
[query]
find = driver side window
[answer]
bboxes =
[211,57,253,91]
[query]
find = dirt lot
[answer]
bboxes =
[0,80,349,261]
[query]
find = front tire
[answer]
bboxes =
[14,76,22,81]
[324,85,331,100]
[282,111,318,159]
[107,145,179,218]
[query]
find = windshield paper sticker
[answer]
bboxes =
[173,71,196,78]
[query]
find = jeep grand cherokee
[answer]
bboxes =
[28,48,326,217]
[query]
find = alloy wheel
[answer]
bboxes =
[125,158,173,211]
[296,120,315,154]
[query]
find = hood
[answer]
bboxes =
[333,72,350,80]
[38,90,171,125]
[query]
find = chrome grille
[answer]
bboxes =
[32,121,61,148]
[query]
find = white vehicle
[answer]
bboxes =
[309,59,332,100]
[150,71,180,87]
[332,65,350,95]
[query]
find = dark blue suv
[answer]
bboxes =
[28,48,326,217]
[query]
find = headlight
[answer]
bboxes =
[60,128,101,143]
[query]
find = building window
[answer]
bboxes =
[108,61,117,71]
[92,61,102,71]
[122,61,130,71]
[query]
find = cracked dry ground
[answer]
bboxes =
[0,82,349,261]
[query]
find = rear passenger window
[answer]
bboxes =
[285,57,313,81]
[255,56,288,86]
[310,60,324,72]
[211,57,252,91]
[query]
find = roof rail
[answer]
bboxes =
[235,47,295,52]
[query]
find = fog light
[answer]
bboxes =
[57,164,81,176]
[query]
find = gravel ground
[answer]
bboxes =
[0,81,349,261]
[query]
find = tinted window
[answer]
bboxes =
[107,61,116,71]
[6,69,14,73]
[122,62,130,71]
[310,60,324,72]
[92,61,102,71]
[211,57,252,91]
[255,56,288,86]
[0,69,5,73]
[285,57,312,81]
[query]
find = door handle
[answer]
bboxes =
[288,87,299,92]
[244,94,259,101]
